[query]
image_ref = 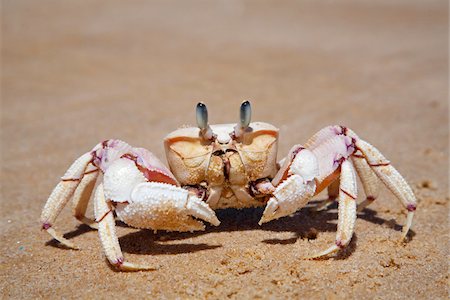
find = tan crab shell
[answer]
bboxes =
[164,122,279,209]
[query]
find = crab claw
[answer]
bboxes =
[259,147,318,225]
[259,175,316,225]
[101,147,219,232]
[259,197,279,225]
[113,182,220,232]
[186,194,221,227]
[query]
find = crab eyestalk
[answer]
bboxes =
[196,102,214,140]
[234,100,252,138]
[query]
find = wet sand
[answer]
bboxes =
[1,0,448,298]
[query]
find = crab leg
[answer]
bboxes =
[309,159,357,259]
[355,139,417,240]
[41,152,94,249]
[94,182,157,271]
[314,178,340,212]
[72,164,99,229]
[351,151,380,212]
[305,125,344,150]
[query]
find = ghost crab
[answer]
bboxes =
[41,101,417,271]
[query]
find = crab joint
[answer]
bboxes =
[407,204,417,212]
[42,222,52,230]
[250,178,275,197]
[233,100,252,138]
[366,196,376,202]
[112,257,125,269]
[182,185,208,201]
[335,240,345,249]
[196,102,214,140]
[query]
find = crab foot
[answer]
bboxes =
[95,181,219,271]
[353,138,417,240]
[94,182,159,272]
[41,151,96,249]
[306,159,357,259]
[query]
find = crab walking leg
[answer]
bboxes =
[72,165,99,229]
[314,179,340,212]
[277,157,287,170]
[309,160,357,259]
[94,183,157,271]
[40,152,93,249]
[304,125,343,150]
[327,178,340,201]
[355,140,417,239]
[352,151,380,212]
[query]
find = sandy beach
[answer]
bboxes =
[1,0,448,298]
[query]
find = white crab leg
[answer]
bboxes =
[351,151,380,212]
[309,159,357,259]
[41,152,94,249]
[259,148,318,224]
[355,139,417,240]
[305,125,344,150]
[72,164,99,229]
[94,182,157,271]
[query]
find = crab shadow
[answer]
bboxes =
[117,200,413,258]
[45,224,96,248]
[46,200,414,258]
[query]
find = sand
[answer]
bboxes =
[1,0,448,299]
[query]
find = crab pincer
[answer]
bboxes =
[259,146,318,224]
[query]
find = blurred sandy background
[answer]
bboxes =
[1,0,448,298]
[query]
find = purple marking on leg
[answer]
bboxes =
[339,125,348,135]
[347,145,355,155]
[367,196,376,202]
[92,149,103,168]
[333,126,342,135]
[105,139,121,149]
[335,240,345,249]
[114,257,124,267]
[346,138,357,153]
[333,156,346,169]
[291,146,305,158]
[407,204,417,212]
[42,222,52,230]
[342,135,355,155]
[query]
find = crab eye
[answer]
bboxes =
[196,102,214,140]
[240,100,252,128]
[233,100,252,138]
[196,102,208,130]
